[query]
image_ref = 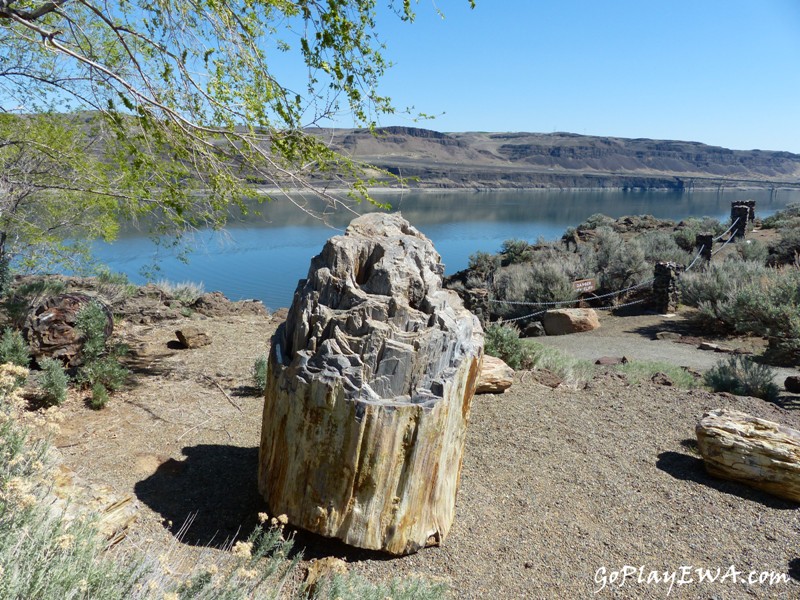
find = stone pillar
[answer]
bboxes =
[653,262,684,314]
[695,233,713,262]
[730,203,750,239]
[743,200,756,222]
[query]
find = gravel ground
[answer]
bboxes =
[50,310,800,599]
[534,308,800,386]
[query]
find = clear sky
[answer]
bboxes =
[342,0,800,153]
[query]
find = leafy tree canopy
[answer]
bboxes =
[0,0,474,274]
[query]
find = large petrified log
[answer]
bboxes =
[258,213,483,555]
[695,409,800,502]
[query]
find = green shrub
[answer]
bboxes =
[0,327,31,367]
[252,355,269,394]
[577,213,615,231]
[77,355,129,393]
[75,301,110,364]
[735,239,769,264]
[679,260,769,331]
[704,355,780,401]
[761,203,800,229]
[468,251,500,280]
[637,230,693,265]
[75,302,130,398]
[484,323,532,370]
[593,228,648,291]
[37,358,69,406]
[769,226,800,266]
[499,239,532,265]
[672,217,723,252]
[90,382,110,410]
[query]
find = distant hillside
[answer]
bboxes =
[315,127,800,190]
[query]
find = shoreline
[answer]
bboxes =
[254,183,797,196]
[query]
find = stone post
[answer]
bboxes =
[653,261,684,314]
[730,203,750,239]
[695,233,713,262]
[743,200,756,222]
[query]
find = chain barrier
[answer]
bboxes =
[487,217,739,323]
[488,277,654,308]
[713,217,740,242]
[684,245,705,272]
[711,233,736,256]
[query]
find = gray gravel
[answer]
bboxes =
[533,310,799,385]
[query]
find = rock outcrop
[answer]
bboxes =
[542,308,600,336]
[696,409,800,502]
[258,213,483,555]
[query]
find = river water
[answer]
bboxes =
[93,188,800,309]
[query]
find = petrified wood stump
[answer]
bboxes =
[23,293,113,366]
[258,213,483,555]
[696,409,800,502]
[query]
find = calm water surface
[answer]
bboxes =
[93,188,800,309]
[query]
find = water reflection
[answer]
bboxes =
[95,188,800,309]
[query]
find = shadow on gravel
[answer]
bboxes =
[656,451,798,510]
[773,395,800,411]
[134,444,395,563]
[135,445,265,547]
[788,558,800,582]
[629,317,706,340]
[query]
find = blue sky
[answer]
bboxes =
[339,0,800,153]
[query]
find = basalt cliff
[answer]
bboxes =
[311,127,800,191]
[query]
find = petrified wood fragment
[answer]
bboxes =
[258,213,483,555]
[696,409,800,502]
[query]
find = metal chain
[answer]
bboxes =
[685,245,705,271]
[488,277,654,307]
[711,233,737,256]
[713,217,740,242]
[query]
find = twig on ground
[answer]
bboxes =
[201,375,243,413]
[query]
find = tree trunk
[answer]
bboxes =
[258,214,483,555]
[696,409,800,502]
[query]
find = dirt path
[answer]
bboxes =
[49,310,800,599]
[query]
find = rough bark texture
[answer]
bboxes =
[696,409,800,502]
[23,293,113,366]
[258,213,483,555]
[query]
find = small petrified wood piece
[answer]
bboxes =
[23,293,113,366]
[258,213,483,555]
[696,409,800,502]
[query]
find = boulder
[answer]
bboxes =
[23,293,113,366]
[523,321,546,337]
[542,308,600,336]
[175,326,211,349]
[476,355,514,394]
[696,409,800,502]
[258,213,483,555]
[785,375,800,394]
